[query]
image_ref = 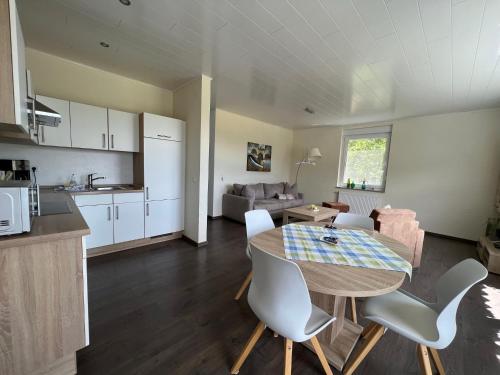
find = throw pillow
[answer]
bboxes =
[284,182,298,198]
[233,183,244,196]
[276,193,287,200]
[286,194,295,200]
[241,185,256,199]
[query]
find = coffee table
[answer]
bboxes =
[283,205,339,224]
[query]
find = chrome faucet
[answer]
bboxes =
[87,173,106,190]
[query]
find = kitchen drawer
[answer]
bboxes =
[113,192,144,204]
[74,194,113,207]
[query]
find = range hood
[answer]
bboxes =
[28,99,62,127]
[0,98,61,144]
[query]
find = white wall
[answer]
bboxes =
[174,76,212,244]
[0,143,132,185]
[210,109,294,217]
[292,108,500,240]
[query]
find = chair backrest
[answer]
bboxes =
[334,212,374,230]
[244,210,275,258]
[245,209,275,239]
[247,244,312,342]
[434,259,487,347]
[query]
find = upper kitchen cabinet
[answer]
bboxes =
[70,102,108,150]
[36,95,71,147]
[108,109,139,152]
[142,113,184,141]
[0,0,28,131]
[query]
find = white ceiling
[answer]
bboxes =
[17,0,500,128]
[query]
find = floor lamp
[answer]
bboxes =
[294,147,321,185]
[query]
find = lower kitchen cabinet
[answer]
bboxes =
[78,204,114,249]
[113,201,145,243]
[145,199,183,237]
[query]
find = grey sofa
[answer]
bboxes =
[222,182,304,223]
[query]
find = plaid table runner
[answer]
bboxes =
[282,224,412,278]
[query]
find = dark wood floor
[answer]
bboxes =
[77,219,500,375]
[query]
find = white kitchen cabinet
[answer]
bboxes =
[113,201,144,243]
[142,113,184,141]
[143,137,184,201]
[36,95,71,147]
[70,102,108,150]
[145,199,182,237]
[78,204,114,248]
[108,109,139,152]
[0,0,28,131]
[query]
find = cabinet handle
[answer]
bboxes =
[41,126,45,143]
[115,206,119,220]
[146,187,149,200]
[157,134,171,138]
[102,133,106,148]
[111,134,114,149]
[146,203,149,216]
[107,206,111,221]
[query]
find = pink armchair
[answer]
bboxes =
[369,208,425,268]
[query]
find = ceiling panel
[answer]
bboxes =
[16,0,500,128]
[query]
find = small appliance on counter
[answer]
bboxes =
[0,159,31,181]
[0,180,40,236]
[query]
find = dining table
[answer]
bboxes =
[249,221,412,371]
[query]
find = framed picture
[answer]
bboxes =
[247,142,272,172]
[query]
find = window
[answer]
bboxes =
[338,125,392,191]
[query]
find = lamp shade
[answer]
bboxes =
[309,147,322,159]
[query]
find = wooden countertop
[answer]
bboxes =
[71,185,144,195]
[0,190,90,249]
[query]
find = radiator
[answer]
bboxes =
[338,191,383,216]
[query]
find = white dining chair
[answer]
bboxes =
[344,258,488,375]
[231,244,336,375]
[234,210,275,301]
[333,212,375,324]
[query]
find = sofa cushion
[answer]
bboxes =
[281,198,305,209]
[263,182,285,199]
[233,183,244,196]
[254,199,284,212]
[253,198,304,212]
[243,183,265,199]
[241,185,256,199]
[284,182,298,198]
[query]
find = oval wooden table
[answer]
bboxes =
[250,222,412,371]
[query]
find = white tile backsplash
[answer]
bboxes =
[0,143,133,185]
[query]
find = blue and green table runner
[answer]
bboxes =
[282,224,412,278]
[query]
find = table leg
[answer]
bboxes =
[302,292,363,371]
[283,213,289,224]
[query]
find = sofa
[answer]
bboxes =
[370,208,425,268]
[222,182,304,223]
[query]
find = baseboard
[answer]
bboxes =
[183,235,208,247]
[87,231,183,258]
[208,215,222,220]
[425,231,477,245]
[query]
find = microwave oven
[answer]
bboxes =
[0,181,39,236]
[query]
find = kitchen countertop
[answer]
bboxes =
[60,184,144,195]
[0,190,90,249]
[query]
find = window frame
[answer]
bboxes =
[337,125,392,192]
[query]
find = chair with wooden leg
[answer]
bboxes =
[234,210,275,301]
[333,213,375,325]
[344,258,487,375]
[231,244,336,375]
